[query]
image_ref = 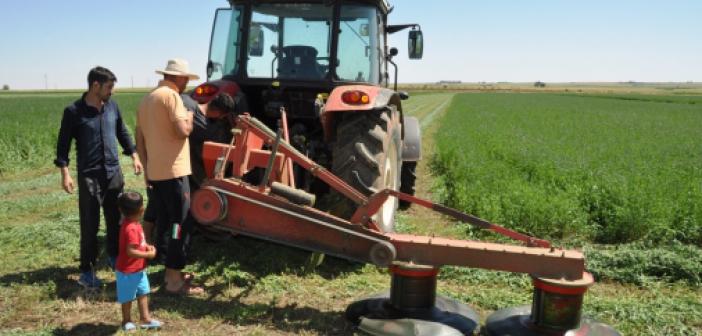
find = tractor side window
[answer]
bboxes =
[247,3,333,80]
[337,5,380,83]
[208,6,243,80]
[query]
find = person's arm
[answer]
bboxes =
[59,166,74,194]
[173,111,194,138]
[115,104,143,175]
[168,92,193,138]
[135,125,149,185]
[130,153,143,175]
[54,107,75,193]
[126,244,156,259]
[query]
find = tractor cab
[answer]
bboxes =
[203,1,422,87]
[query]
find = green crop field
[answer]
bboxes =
[0,92,142,176]
[433,93,702,245]
[1,90,701,335]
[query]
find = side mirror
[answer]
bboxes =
[249,25,264,57]
[408,30,423,59]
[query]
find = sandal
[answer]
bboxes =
[140,319,163,330]
[122,322,136,332]
[163,281,205,296]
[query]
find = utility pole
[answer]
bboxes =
[131,76,134,89]
[44,74,48,90]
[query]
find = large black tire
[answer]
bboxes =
[329,107,402,232]
[398,161,417,210]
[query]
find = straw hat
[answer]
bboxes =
[155,58,200,80]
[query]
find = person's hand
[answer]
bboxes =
[143,172,152,189]
[145,244,157,259]
[61,172,74,194]
[132,154,143,176]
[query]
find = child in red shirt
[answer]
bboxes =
[116,191,162,331]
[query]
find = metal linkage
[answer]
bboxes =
[352,188,551,248]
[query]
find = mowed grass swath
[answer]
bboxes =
[432,93,702,245]
[0,92,142,176]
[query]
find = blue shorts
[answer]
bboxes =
[116,270,150,304]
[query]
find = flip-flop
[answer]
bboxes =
[140,319,163,330]
[122,322,136,332]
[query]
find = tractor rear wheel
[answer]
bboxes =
[330,107,402,232]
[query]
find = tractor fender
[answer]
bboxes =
[322,85,404,141]
[402,116,421,161]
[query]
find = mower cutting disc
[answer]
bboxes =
[346,292,480,335]
[484,305,621,336]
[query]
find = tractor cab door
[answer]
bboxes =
[337,5,383,84]
[207,6,244,81]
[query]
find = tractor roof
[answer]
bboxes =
[227,0,391,15]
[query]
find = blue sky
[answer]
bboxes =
[0,0,700,90]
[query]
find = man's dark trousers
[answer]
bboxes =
[145,176,192,270]
[77,169,123,273]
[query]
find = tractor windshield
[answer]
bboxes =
[247,3,333,80]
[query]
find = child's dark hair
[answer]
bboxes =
[207,93,236,115]
[87,66,117,87]
[118,191,143,217]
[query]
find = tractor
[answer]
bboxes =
[186,1,620,334]
[191,0,424,231]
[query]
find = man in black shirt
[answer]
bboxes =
[55,66,143,288]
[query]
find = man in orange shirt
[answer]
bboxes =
[135,59,203,295]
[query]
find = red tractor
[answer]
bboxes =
[191,0,424,231]
[187,1,620,334]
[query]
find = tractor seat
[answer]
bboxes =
[278,45,324,80]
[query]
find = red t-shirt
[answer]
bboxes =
[116,219,147,273]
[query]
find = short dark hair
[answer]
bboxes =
[87,66,117,87]
[208,93,236,115]
[118,191,143,217]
